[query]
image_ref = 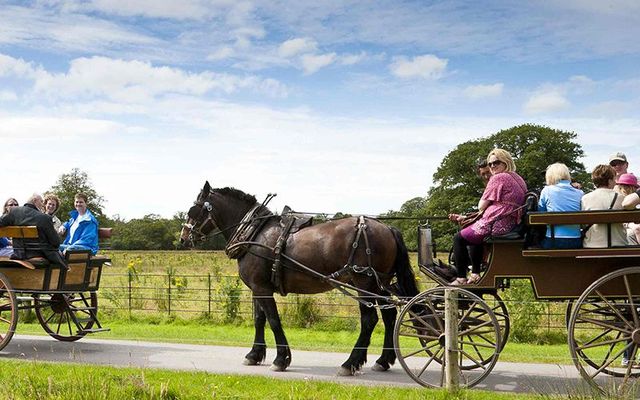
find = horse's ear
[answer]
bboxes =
[203,181,211,193]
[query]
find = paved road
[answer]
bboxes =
[0,335,597,394]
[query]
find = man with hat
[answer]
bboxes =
[610,152,629,180]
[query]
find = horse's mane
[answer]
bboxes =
[212,187,257,205]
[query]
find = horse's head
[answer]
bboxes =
[179,181,218,248]
[179,181,260,248]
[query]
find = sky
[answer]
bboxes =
[1,0,639,220]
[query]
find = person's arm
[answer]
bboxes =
[70,221,99,254]
[623,191,640,210]
[478,199,490,212]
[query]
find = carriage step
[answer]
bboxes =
[80,327,110,334]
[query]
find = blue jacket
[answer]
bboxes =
[538,180,584,238]
[0,237,9,248]
[60,209,99,255]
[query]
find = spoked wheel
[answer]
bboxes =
[484,291,509,354]
[394,287,501,388]
[34,292,98,342]
[0,273,17,351]
[569,267,640,395]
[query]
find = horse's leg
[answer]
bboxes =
[338,301,378,376]
[255,296,291,371]
[372,301,397,371]
[244,297,267,366]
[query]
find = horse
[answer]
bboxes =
[180,181,419,375]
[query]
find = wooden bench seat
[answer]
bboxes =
[523,247,640,258]
[528,209,640,225]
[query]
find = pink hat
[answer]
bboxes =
[616,173,638,187]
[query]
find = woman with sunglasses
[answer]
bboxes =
[449,148,527,285]
[0,198,19,257]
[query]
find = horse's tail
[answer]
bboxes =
[390,227,420,298]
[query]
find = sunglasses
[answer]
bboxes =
[7,203,18,207]
[488,160,504,168]
[610,161,626,167]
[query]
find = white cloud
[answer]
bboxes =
[463,83,504,99]
[524,89,570,114]
[389,54,447,79]
[301,53,336,74]
[78,0,215,20]
[207,46,235,61]
[0,54,40,78]
[339,51,367,66]
[0,91,18,101]
[31,56,288,101]
[278,37,317,58]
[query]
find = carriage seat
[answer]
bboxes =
[280,206,313,233]
[485,191,539,243]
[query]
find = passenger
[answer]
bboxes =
[3,198,19,215]
[537,163,584,249]
[43,193,63,233]
[59,193,99,255]
[0,193,66,266]
[609,152,629,180]
[581,165,626,248]
[0,198,19,257]
[615,174,640,245]
[448,149,527,285]
[476,160,492,187]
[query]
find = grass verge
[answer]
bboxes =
[0,358,545,400]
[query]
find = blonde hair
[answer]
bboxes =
[487,148,516,172]
[545,163,571,186]
[617,185,636,196]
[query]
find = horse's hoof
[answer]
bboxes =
[337,366,354,376]
[243,358,259,366]
[371,362,389,372]
[270,363,286,372]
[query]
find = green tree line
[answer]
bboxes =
[383,123,589,251]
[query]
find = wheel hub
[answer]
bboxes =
[632,329,640,345]
[49,294,68,314]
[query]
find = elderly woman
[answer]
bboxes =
[448,149,527,285]
[538,163,584,249]
[615,173,640,245]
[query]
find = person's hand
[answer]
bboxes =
[571,181,583,190]
[448,213,462,222]
[57,226,66,235]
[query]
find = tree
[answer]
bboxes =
[396,124,589,251]
[47,168,107,224]
[111,214,179,250]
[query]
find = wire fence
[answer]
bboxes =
[97,271,576,335]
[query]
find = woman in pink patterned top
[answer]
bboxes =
[449,148,527,285]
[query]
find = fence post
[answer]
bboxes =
[444,288,460,392]
[167,271,172,316]
[207,273,212,317]
[128,269,132,318]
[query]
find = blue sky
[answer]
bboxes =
[1,1,639,219]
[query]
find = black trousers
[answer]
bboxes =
[452,232,484,278]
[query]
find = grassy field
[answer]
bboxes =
[0,358,550,400]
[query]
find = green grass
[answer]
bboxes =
[0,358,547,399]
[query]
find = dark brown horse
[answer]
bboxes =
[180,181,419,375]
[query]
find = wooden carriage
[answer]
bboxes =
[0,226,112,350]
[397,209,640,393]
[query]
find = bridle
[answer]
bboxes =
[184,194,219,243]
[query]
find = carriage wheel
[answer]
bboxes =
[0,273,17,351]
[565,299,574,328]
[394,287,501,388]
[568,267,640,394]
[485,292,509,354]
[34,292,98,342]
